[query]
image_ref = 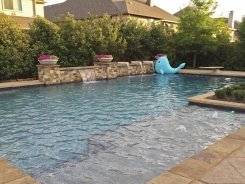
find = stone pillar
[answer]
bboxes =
[37,65,60,85]
[142,61,154,74]
[94,62,118,79]
[129,61,143,75]
[117,62,129,76]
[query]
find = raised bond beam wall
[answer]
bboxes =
[37,61,154,85]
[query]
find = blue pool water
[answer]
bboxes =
[0,74,244,183]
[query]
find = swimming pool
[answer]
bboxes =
[0,74,244,183]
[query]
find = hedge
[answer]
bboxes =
[0,13,245,81]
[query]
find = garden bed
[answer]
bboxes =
[214,83,245,103]
[188,92,245,112]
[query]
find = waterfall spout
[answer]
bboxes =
[79,69,96,82]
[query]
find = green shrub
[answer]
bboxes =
[225,86,234,96]
[215,83,245,101]
[215,88,226,99]
[215,86,233,98]
[0,13,32,80]
[237,83,245,89]
[231,89,245,101]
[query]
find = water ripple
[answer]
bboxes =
[0,75,244,182]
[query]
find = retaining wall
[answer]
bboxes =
[37,61,154,85]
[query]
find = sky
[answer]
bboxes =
[45,0,245,21]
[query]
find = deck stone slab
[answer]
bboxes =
[191,148,226,166]
[0,159,39,184]
[207,137,244,154]
[169,158,211,180]
[227,157,245,178]
[4,176,38,184]
[146,171,192,184]
[229,145,245,158]
[199,160,245,183]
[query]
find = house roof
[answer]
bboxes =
[117,0,179,22]
[9,16,34,29]
[44,0,121,21]
[44,0,179,23]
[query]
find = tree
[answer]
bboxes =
[176,0,230,68]
[55,14,94,66]
[82,14,127,62]
[28,16,61,61]
[236,18,245,69]
[119,19,151,60]
[148,22,177,61]
[237,18,245,48]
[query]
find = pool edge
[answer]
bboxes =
[188,92,245,112]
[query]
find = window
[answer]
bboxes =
[3,0,13,9]
[3,0,22,11]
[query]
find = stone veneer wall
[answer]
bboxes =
[94,62,118,79]
[37,61,154,85]
[38,65,60,84]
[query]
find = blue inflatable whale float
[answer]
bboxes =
[155,56,185,74]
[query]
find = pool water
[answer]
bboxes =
[0,75,244,183]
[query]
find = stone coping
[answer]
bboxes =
[143,61,154,65]
[37,64,60,67]
[147,127,245,184]
[0,80,44,91]
[188,92,245,111]
[199,66,224,70]
[180,69,245,78]
[59,66,97,71]
[131,61,142,63]
[117,62,129,66]
[94,62,115,65]
[131,61,142,66]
